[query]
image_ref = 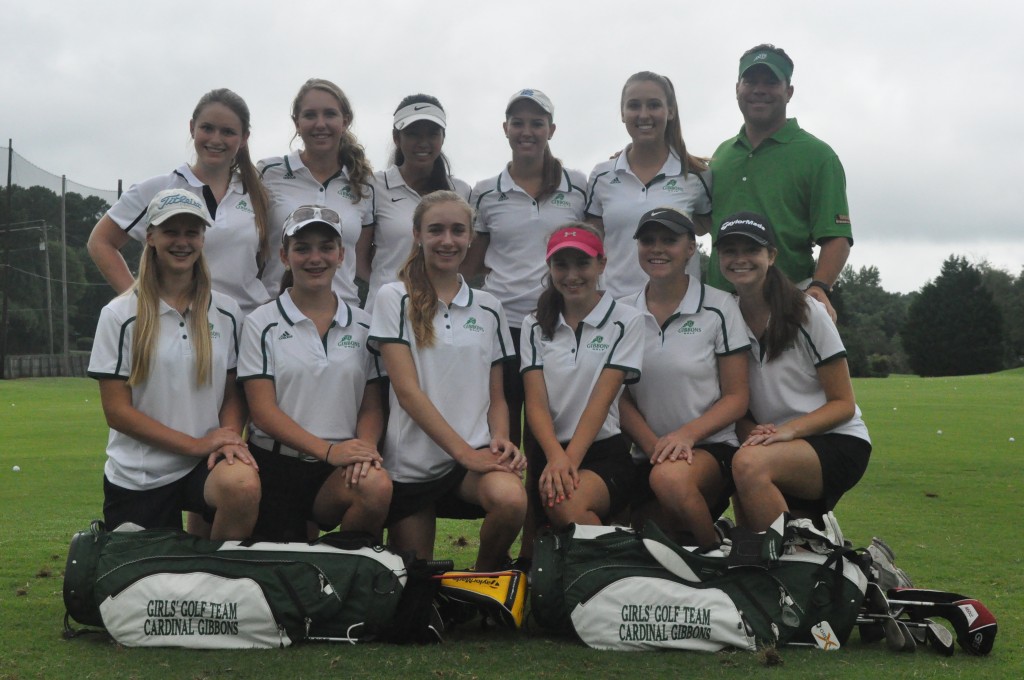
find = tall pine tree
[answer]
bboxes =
[903,256,1004,376]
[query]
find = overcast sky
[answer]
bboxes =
[2,1,1020,293]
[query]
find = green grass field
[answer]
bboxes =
[1,372,1021,679]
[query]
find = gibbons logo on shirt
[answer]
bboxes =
[337,334,361,349]
[587,335,610,351]
[550,192,572,208]
[677,320,701,335]
[337,186,354,199]
[234,199,254,214]
[278,331,294,340]
[662,179,684,194]
[208,323,221,340]
[463,317,485,333]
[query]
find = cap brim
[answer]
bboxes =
[633,217,694,239]
[741,61,787,81]
[714,231,770,247]
[283,218,342,241]
[546,242,600,259]
[150,209,210,228]
[394,113,446,131]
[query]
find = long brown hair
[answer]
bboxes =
[397,191,474,347]
[506,101,565,201]
[127,222,214,387]
[535,222,604,339]
[291,78,372,201]
[191,88,271,269]
[760,253,809,362]
[621,72,708,175]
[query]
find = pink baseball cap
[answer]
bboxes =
[546,227,604,259]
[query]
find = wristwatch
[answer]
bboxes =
[806,280,833,298]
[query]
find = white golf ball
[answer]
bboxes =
[1011,437,1016,443]
[12,466,20,472]
[893,407,897,411]
[937,430,943,435]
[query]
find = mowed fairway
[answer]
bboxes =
[1,372,1021,679]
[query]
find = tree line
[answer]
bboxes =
[2,185,1020,377]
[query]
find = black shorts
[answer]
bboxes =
[102,462,213,531]
[785,434,872,515]
[527,434,634,522]
[503,329,526,445]
[386,464,485,526]
[632,442,738,519]
[249,442,336,541]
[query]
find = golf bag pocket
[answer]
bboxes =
[570,576,755,652]
[64,523,407,648]
[531,522,868,652]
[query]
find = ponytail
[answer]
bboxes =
[761,261,808,362]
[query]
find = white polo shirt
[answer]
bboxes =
[520,293,643,443]
[258,152,374,306]
[106,165,270,315]
[619,277,750,456]
[471,166,587,328]
[369,279,514,483]
[585,149,711,299]
[746,297,870,443]
[237,291,382,452]
[364,166,471,312]
[87,291,243,491]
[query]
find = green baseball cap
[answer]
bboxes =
[739,49,793,82]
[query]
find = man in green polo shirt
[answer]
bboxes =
[706,44,852,313]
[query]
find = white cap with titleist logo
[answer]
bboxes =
[146,189,212,229]
[505,88,554,119]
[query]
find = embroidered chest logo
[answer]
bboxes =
[550,192,572,208]
[662,179,683,193]
[234,199,254,214]
[497,193,509,202]
[278,330,294,340]
[337,334,361,349]
[463,317,485,333]
[587,335,610,351]
[338,186,353,199]
[677,320,701,335]
[208,323,221,340]
[610,177,622,185]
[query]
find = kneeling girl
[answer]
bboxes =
[369,191,526,571]
[239,206,391,541]
[522,225,644,528]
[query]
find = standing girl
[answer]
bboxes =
[87,189,260,538]
[369,191,526,571]
[521,224,644,529]
[87,88,271,315]
[585,71,712,299]
[462,88,587,448]
[716,212,871,531]
[260,79,374,306]
[238,206,392,541]
[618,208,749,550]
[358,94,471,312]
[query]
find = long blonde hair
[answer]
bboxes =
[291,78,372,201]
[397,191,474,347]
[126,227,214,387]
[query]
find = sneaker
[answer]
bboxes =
[866,537,914,592]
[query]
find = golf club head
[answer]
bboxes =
[925,619,955,656]
[896,620,917,652]
[886,593,996,656]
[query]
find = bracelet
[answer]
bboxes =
[806,279,833,298]
[325,443,334,464]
